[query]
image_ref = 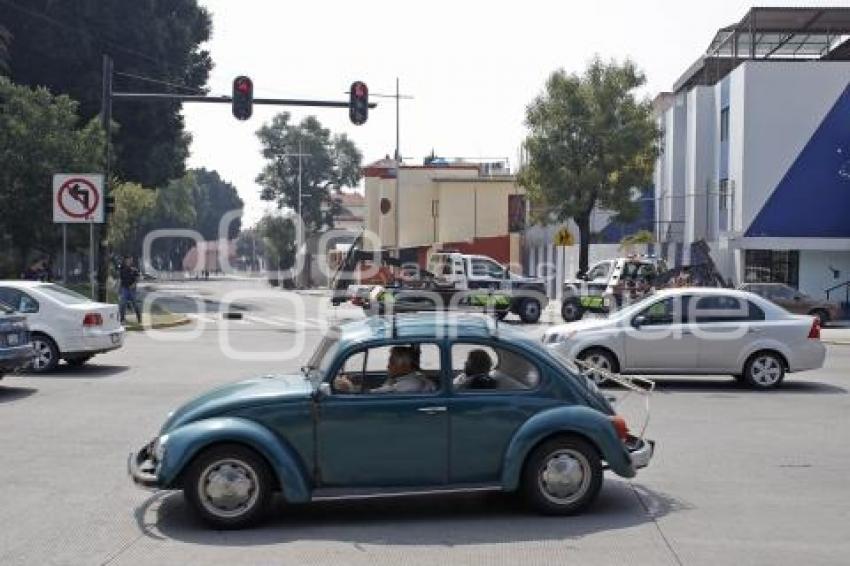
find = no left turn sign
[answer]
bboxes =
[53,174,104,223]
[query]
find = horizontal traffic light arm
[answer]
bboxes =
[112,92,377,108]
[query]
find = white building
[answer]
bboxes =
[655,7,850,308]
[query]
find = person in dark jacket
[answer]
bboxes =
[119,256,142,323]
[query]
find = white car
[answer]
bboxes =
[0,281,125,372]
[543,288,826,390]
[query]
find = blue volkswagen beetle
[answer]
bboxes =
[130,313,654,528]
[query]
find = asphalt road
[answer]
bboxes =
[1,278,848,565]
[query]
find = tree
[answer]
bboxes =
[0,77,104,272]
[518,58,659,276]
[257,215,296,271]
[0,24,10,75]
[191,168,243,240]
[107,181,156,258]
[1,0,212,187]
[146,174,197,270]
[256,114,362,231]
[619,229,655,252]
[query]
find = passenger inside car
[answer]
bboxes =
[453,349,496,389]
[452,345,538,391]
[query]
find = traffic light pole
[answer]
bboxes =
[97,54,114,303]
[98,60,375,302]
[111,92,376,109]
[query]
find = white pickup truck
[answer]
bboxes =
[427,252,549,323]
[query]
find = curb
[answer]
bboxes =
[124,316,191,332]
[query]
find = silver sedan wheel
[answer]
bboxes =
[31,339,55,371]
[197,458,260,519]
[749,355,783,387]
[538,449,592,505]
[581,352,612,384]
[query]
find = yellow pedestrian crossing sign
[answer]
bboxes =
[555,228,575,247]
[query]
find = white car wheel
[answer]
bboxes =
[744,352,785,390]
[30,335,59,373]
[578,349,615,385]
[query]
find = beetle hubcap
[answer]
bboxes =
[32,340,53,370]
[539,449,591,504]
[198,459,259,518]
[750,356,782,386]
[524,302,540,318]
[563,304,577,320]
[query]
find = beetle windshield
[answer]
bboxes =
[303,330,341,386]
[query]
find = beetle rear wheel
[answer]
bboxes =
[523,436,603,515]
[184,444,273,529]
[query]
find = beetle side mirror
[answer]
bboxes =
[316,382,332,399]
[632,315,647,329]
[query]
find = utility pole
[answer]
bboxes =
[278,142,311,286]
[97,54,113,302]
[370,80,413,256]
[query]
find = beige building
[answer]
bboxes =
[363,158,526,266]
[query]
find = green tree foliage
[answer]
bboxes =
[518,58,659,275]
[107,181,156,258]
[145,174,198,271]
[235,228,264,271]
[0,24,10,74]
[256,114,362,231]
[191,168,244,240]
[0,77,103,272]
[619,229,655,251]
[1,0,212,187]
[257,215,296,271]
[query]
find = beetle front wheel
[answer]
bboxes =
[184,444,274,529]
[523,436,603,515]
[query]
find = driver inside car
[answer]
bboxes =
[334,346,435,394]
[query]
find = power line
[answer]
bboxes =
[114,71,205,95]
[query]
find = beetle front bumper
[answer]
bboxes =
[128,443,159,489]
[627,437,655,470]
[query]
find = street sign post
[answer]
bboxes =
[53,174,104,298]
[555,227,575,247]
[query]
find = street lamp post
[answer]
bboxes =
[278,140,311,286]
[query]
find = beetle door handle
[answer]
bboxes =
[418,406,447,414]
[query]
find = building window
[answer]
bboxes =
[719,179,729,210]
[744,250,799,288]
[720,107,729,142]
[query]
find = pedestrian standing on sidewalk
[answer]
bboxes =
[119,256,142,323]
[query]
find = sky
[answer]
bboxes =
[183,0,840,226]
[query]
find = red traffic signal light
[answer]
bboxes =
[349,81,368,125]
[232,76,253,120]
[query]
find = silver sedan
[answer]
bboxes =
[543,288,826,390]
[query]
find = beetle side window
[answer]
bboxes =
[451,343,539,392]
[332,343,441,395]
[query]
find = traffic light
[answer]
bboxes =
[232,76,253,120]
[349,81,368,125]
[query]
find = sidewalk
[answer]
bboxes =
[123,312,191,331]
[822,327,850,346]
